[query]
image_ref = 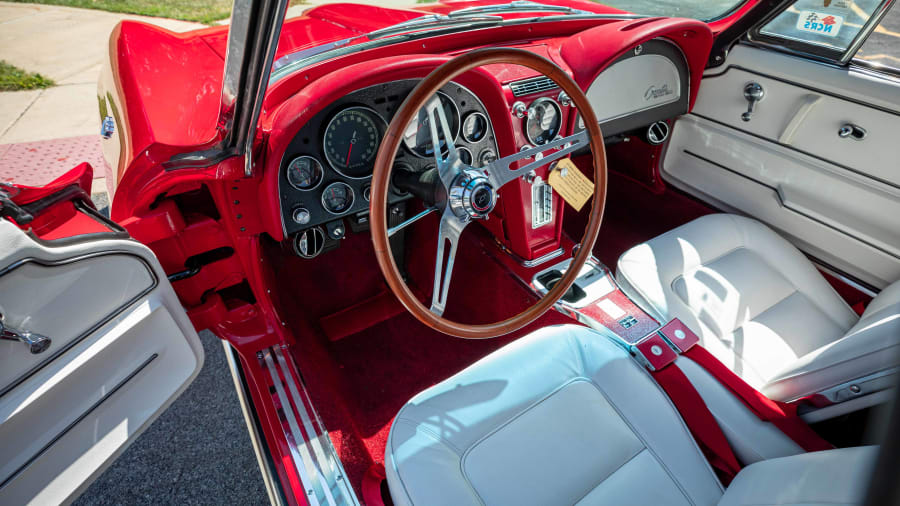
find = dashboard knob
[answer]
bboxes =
[292,207,311,225]
[558,91,572,107]
[512,101,527,118]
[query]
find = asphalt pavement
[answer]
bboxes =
[73,330,269,505]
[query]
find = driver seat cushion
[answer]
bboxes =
[385,324,726,506]
[616,213,900,402]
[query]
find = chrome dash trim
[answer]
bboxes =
[522,247,564,268]
[263,347,359,506]
[222,342,285,506]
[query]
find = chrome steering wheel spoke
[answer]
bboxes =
[430,208,469,316]
[424,94,460,190]
[483,130,588,189]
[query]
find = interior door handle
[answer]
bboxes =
[838,123,867,141]
[0,318,51,354]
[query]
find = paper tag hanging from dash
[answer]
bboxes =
[547,159,594,211]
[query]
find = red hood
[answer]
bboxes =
[200,1,629,61]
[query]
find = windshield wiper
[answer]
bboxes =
[448,0,592,17]
[366,14,503,40]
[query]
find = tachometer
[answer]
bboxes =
[286,155,323,190]
[321,182,355,215]
[525,97,562,145]
[402,92,460,158]
[323,107,386,178]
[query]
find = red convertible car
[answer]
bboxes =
[1,0,899,504]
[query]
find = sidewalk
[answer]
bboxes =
[0,0,413,190]
[0,2,205,190]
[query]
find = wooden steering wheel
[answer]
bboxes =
[370,48,608,339]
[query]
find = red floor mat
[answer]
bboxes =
[267,223,574,498]
[566,169,713,268]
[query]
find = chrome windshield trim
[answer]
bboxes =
[448,0,591,17]
[270,12,646,85]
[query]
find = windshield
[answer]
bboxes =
[570,0,745,21]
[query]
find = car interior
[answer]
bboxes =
[1,0,898,504]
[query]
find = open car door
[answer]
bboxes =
[0,164,203,504]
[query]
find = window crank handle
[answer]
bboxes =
[741,82,765,122]
[0,319,51,354]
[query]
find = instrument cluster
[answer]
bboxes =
[279,80,499,251]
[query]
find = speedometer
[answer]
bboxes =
[402,92,460,158]
[525,97,562,145]
[323,107,386,178]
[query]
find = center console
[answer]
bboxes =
[531,257,698,370]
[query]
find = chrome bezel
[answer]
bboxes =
[402,91,461,158]
[456,146,474,165]
[461,111,489,143]
[322,106,388,179]
[477,148,497,167]
[362,184,371,202]
[285,155,324,191]
[525,96,562,146]
[320,181,356,215]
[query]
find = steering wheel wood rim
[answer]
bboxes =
[371,47,608,339]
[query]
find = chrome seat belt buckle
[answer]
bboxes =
[658,319,700,353]
[631,333,678,372]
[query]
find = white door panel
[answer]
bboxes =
[690,66,900,187]
[0,220,203,504]
[663,45,900,289]
[0,254,155,394]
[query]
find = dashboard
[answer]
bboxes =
[278,80,499,245]
[268,21,710,262]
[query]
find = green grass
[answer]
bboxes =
[6,0,235,24]
[0,61,55,91]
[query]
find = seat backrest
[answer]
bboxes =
[385,324,725,505]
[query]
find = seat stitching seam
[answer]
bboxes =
[386,421,418,506]
[459,375,588,487]
[570,447,647,505]
[583,377,703,505]
[394,418,464,455]
[392,419,486,505]
[600,353,730,493]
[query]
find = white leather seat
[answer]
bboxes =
[616,214,900,403]
[385,325,876,506]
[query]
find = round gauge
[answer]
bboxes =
[321,182,355,215]
[525,97,562,145]
[461,112,488,143]
[323,107,386,178]
[457,146,473,166]
[402,92,460,158]
[478,149,497,167]
[285,155,324,190]
[362,184,371,202]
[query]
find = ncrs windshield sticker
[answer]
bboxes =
[796,11,844,37]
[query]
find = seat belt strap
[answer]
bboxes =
[683,346,833,452]
[630,322,741,484]
[652,363,742,484]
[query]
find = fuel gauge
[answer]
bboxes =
[286,155,324,190]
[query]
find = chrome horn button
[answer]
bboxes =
[448,169,497,220]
